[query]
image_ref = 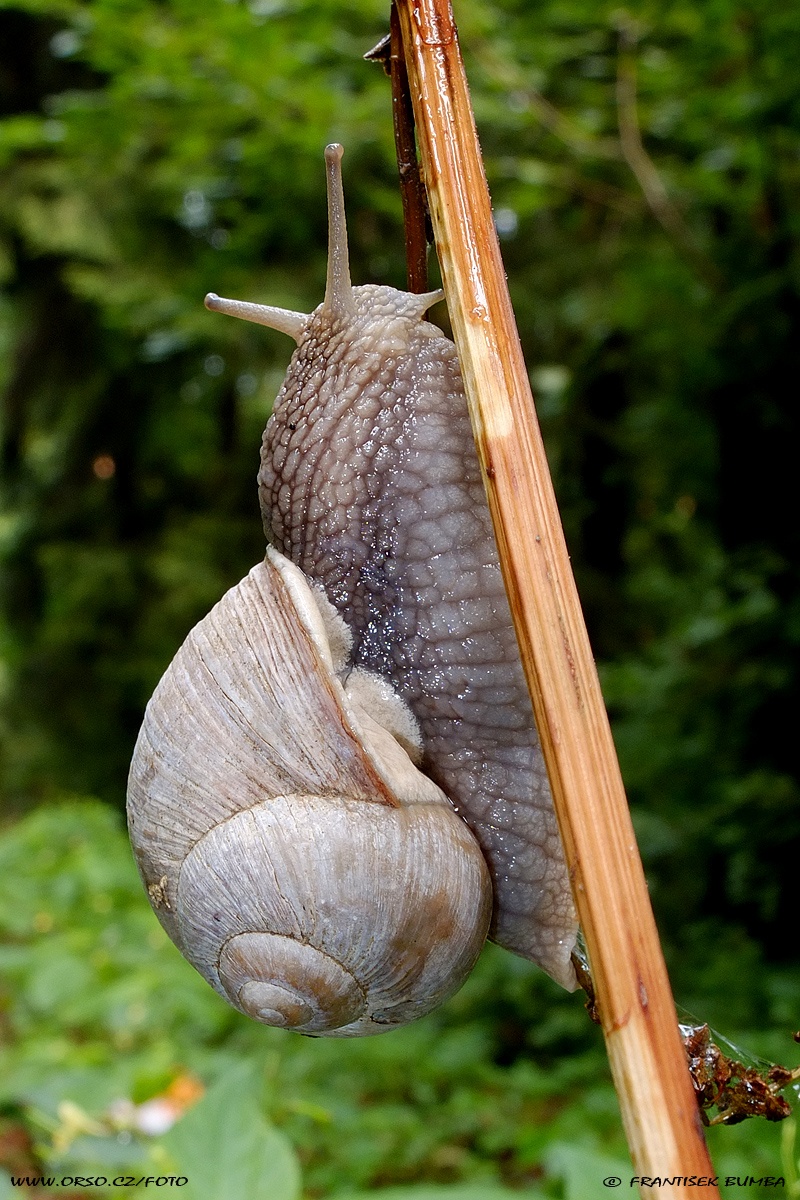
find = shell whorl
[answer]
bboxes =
[220,935,363,1030]
[127,547,492,1036]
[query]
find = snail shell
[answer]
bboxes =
[206,145,578,990]
[128,546,492,1036]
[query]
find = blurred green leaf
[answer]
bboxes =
[160,1063,301,1200]
[0,800,791,1192]
[542,1143,631,1200]
[335,1187,545,1200]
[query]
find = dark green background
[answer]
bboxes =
[0,0,797,1193]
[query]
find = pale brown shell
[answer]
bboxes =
[127,547,493,1036]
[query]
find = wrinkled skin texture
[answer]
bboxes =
[259,285,577,988]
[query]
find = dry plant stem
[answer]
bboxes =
[393,0,717,1193]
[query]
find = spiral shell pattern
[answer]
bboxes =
[127,548,492,1035]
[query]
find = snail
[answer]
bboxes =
[127,144,578,1038]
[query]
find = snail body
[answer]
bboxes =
[128,144,577,1038]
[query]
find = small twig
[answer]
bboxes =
[614,15,721,286]
[365,8,430,292]
[474,21,720,285]
[614,18,685,241]
[532,162,639,215]
[527,87,623,160]
[472,40,622,162]
[389,3,431,292]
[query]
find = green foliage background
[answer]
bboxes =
[0,0,798,1194]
